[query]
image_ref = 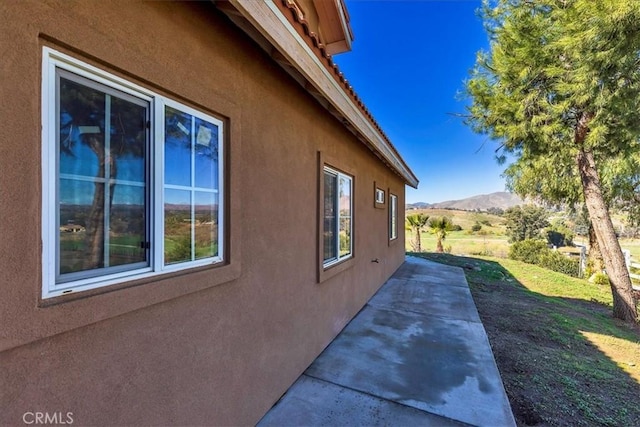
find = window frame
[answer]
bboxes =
[373,182,385,209]
[322,165,353,269]
[41,47,225,299]
[389,193,398,241]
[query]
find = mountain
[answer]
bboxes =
[407,192,524,211]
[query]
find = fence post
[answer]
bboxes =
[622,249,631,273]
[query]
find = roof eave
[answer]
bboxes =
[313,0,353,55]
[216,0,419,188]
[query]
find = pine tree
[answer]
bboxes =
[466,0,640,322]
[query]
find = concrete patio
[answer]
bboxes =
[258,256,516,426]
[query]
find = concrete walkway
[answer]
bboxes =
[258,256,516,427]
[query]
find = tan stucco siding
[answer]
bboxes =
[0,1,406,425]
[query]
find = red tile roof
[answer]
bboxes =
[276,0,412,178]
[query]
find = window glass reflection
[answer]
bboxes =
[165,107,192,187]
[339,218,351,257]
[323,172,337,262]
[59,179,99,274]
[338,176,351,257]
[194,117,218,189]
[194,192,218,259]
[59,78,104,178]
[109,185,146,267]
[339,176,351,217]
[57,74,149,279]
[164,188,192,264]
[111,96,146,183]
[390,194,398,239]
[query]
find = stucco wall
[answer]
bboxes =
[0,1,407,425]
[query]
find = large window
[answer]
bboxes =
[389,193,398,240]
[323,166,352,267]
[42,48,224,298]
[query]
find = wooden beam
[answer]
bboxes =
[214,0,243,16]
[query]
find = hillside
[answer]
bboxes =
[404,208,505,230]
[407,191,523,211]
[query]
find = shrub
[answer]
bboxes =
[509,239,580,277]
[165,235,191,263]
[546,221,574,247]
[584,258,603,278]
[538,251,580,277]
[592,272,610,286]
[471,222,482,232]
[509,239,549,264]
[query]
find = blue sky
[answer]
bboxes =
[334,0,508,204]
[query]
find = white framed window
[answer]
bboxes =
[41,47,224,298]
[389,193,398,240]
[322,166,352,267]
[375,188,385,204]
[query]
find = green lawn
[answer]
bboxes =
[405,209,640,267]
[405,209,509,256]
[405,230,510,258]
[619,237,640,261]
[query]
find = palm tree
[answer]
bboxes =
[406,213,429,252]
[430,216,453,253]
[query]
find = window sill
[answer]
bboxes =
[318,256,354,283]
[41,256,224,301]
[39,259,240,308]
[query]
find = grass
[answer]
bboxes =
[410,252,640,427]
[619,237,640,261]
[406,230,510,257]
[406,209,640,284]
[405,209,510,257]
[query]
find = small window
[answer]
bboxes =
[42,48,224,298]
[323,166,352,267]
[375,188,385,204]
[389,193,398,240]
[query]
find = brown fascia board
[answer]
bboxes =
[215,0,419,188]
